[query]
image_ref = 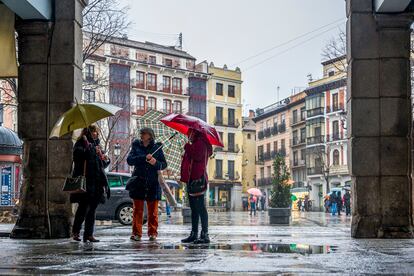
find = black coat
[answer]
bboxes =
[126,139,167,201]
[70,138,110,204]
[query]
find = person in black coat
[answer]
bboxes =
[127,127,167,241]
[70,125,110,242]
[336,191,343,216]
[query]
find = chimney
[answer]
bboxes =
[249,109,255,118]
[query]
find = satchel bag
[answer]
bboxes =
[62,161,87,194]
[187,153,208,197]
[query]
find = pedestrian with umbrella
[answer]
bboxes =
[51,101,122,242]
[160,113,223,244]
[126,127,167,242]
[247,188,262,216]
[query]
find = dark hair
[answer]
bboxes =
[139,127,155,141]
[78,125,99,141]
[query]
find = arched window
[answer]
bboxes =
[333,149,340,166]
[173,100,182,113]
[147,97,157,111]
[163,99,172,113]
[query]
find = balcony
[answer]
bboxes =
[214,117,224,126]
[279,148,287,157]
[264,128,271,137]
[214,171,224,179]
[307,135,325,145]
[326,103,345,113]
[290,116,305,126]
[307,166,323,175]
[307,107,324,118]
[271,124,278,135]
[263,151,272,161]
[326,133,345,142]
[279,122,286,133]
[257,177,273,187]
[228,171,240,181]
[292,137,306,147]
[330,165,349,175]
[258,130,264,140]
[84,74,97,84]
[214,118,240,128]
[255,156,264,165]
[227,144,240,153]
[292,159,306,168]
[228,119,240,128]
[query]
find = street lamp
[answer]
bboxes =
[114,143,121,172]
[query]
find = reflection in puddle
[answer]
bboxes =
[159,243,336,255]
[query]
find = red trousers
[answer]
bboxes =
[132,200,159,237]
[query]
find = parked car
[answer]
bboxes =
[96,172,147,225]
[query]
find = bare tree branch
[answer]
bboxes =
[82,0,131,62]
[321,29,347,73]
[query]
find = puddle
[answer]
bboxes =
[159,243,337,255]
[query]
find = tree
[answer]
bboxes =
[321,29,347,73]
[82,0,130,62]
[269,155,291,208]
[312,145,331,194]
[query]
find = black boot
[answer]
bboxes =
[181,231,198,243]
[194,231,210,244]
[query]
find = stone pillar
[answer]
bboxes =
[347,0,414,238]
[11,0,86,239]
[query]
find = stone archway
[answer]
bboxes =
[347,0,414,238]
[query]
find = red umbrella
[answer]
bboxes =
[160,113,224,147]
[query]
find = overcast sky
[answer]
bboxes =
[121,0,346,114]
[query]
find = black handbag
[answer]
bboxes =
[187,154,208,197]
[62,161,87,194]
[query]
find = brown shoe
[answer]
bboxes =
[83,236,100,243]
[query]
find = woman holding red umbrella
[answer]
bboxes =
[160,113,223,244]
[180,128,213,244]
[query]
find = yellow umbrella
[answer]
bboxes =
[49,102,122,138]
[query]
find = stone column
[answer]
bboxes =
[347,0,414,238]
[11,0,86,239]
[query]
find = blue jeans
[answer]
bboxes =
[166,203,171,216]
[250,203,256,215]
[331,203,337,215]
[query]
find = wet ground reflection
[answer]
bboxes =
[158,242,337,255]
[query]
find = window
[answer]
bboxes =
[172,78,182,94]
[163,99,172,113]
[215,160,223,178]
[147,73,157,90]
[258,145,264,160]
[273,116,278,126]
[83,89,95,103]
[260,167,265,179]
[328,70,335,77]
[292,130,298,144]
[332,121,339,140]
[281,114,286,125]
[228,108,235,126]
[333,149,340,166]
[300,107,306,120]
[301,149,306,161]
[121,176,130,187]
[172,101,182,113]
[247,133,251,139]
[216,83,223,96]
[85,64,94,81]
[228,85,235,97]
[292,110,298,124]
[228,161,235,179]
[164,58,172,67]
[107,175,122,188]
[149,55,156,64]
[163,76,171,92]
[147,97,157,110]
[136,95,145,113]
[215,107,223,124]
[281,139,285,151]
[136,71,145,88]
[267,166,272,177]
[273,141,278,152]
[332,93,339,111]
[228,133,235,151]
[300,127,306,143]
[293,151,298,166]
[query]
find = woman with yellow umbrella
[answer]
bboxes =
[51,102,122,242]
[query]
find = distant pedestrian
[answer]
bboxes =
[127,127,167,242]
[343,190,351,216]
[336,191,343,215]
[260,194,266,212]
[304,196,309,212]
[297,198,302,211]
[330,192,337,216]
[242,197,248,211]
[71,125,110,243]
[249,195,257,216]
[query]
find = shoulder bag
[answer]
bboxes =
[62,160,87,194]
[187,153,208,197]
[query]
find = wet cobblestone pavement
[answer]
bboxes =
[1,211,414,275]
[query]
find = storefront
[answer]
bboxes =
[0,126,22,209]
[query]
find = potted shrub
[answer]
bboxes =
[268,155,292,224]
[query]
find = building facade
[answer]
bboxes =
[254,97,292,198]
[305,57,350,211]
[241,111,256,196]
[207,63,243,211]
[83,36,208,174]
